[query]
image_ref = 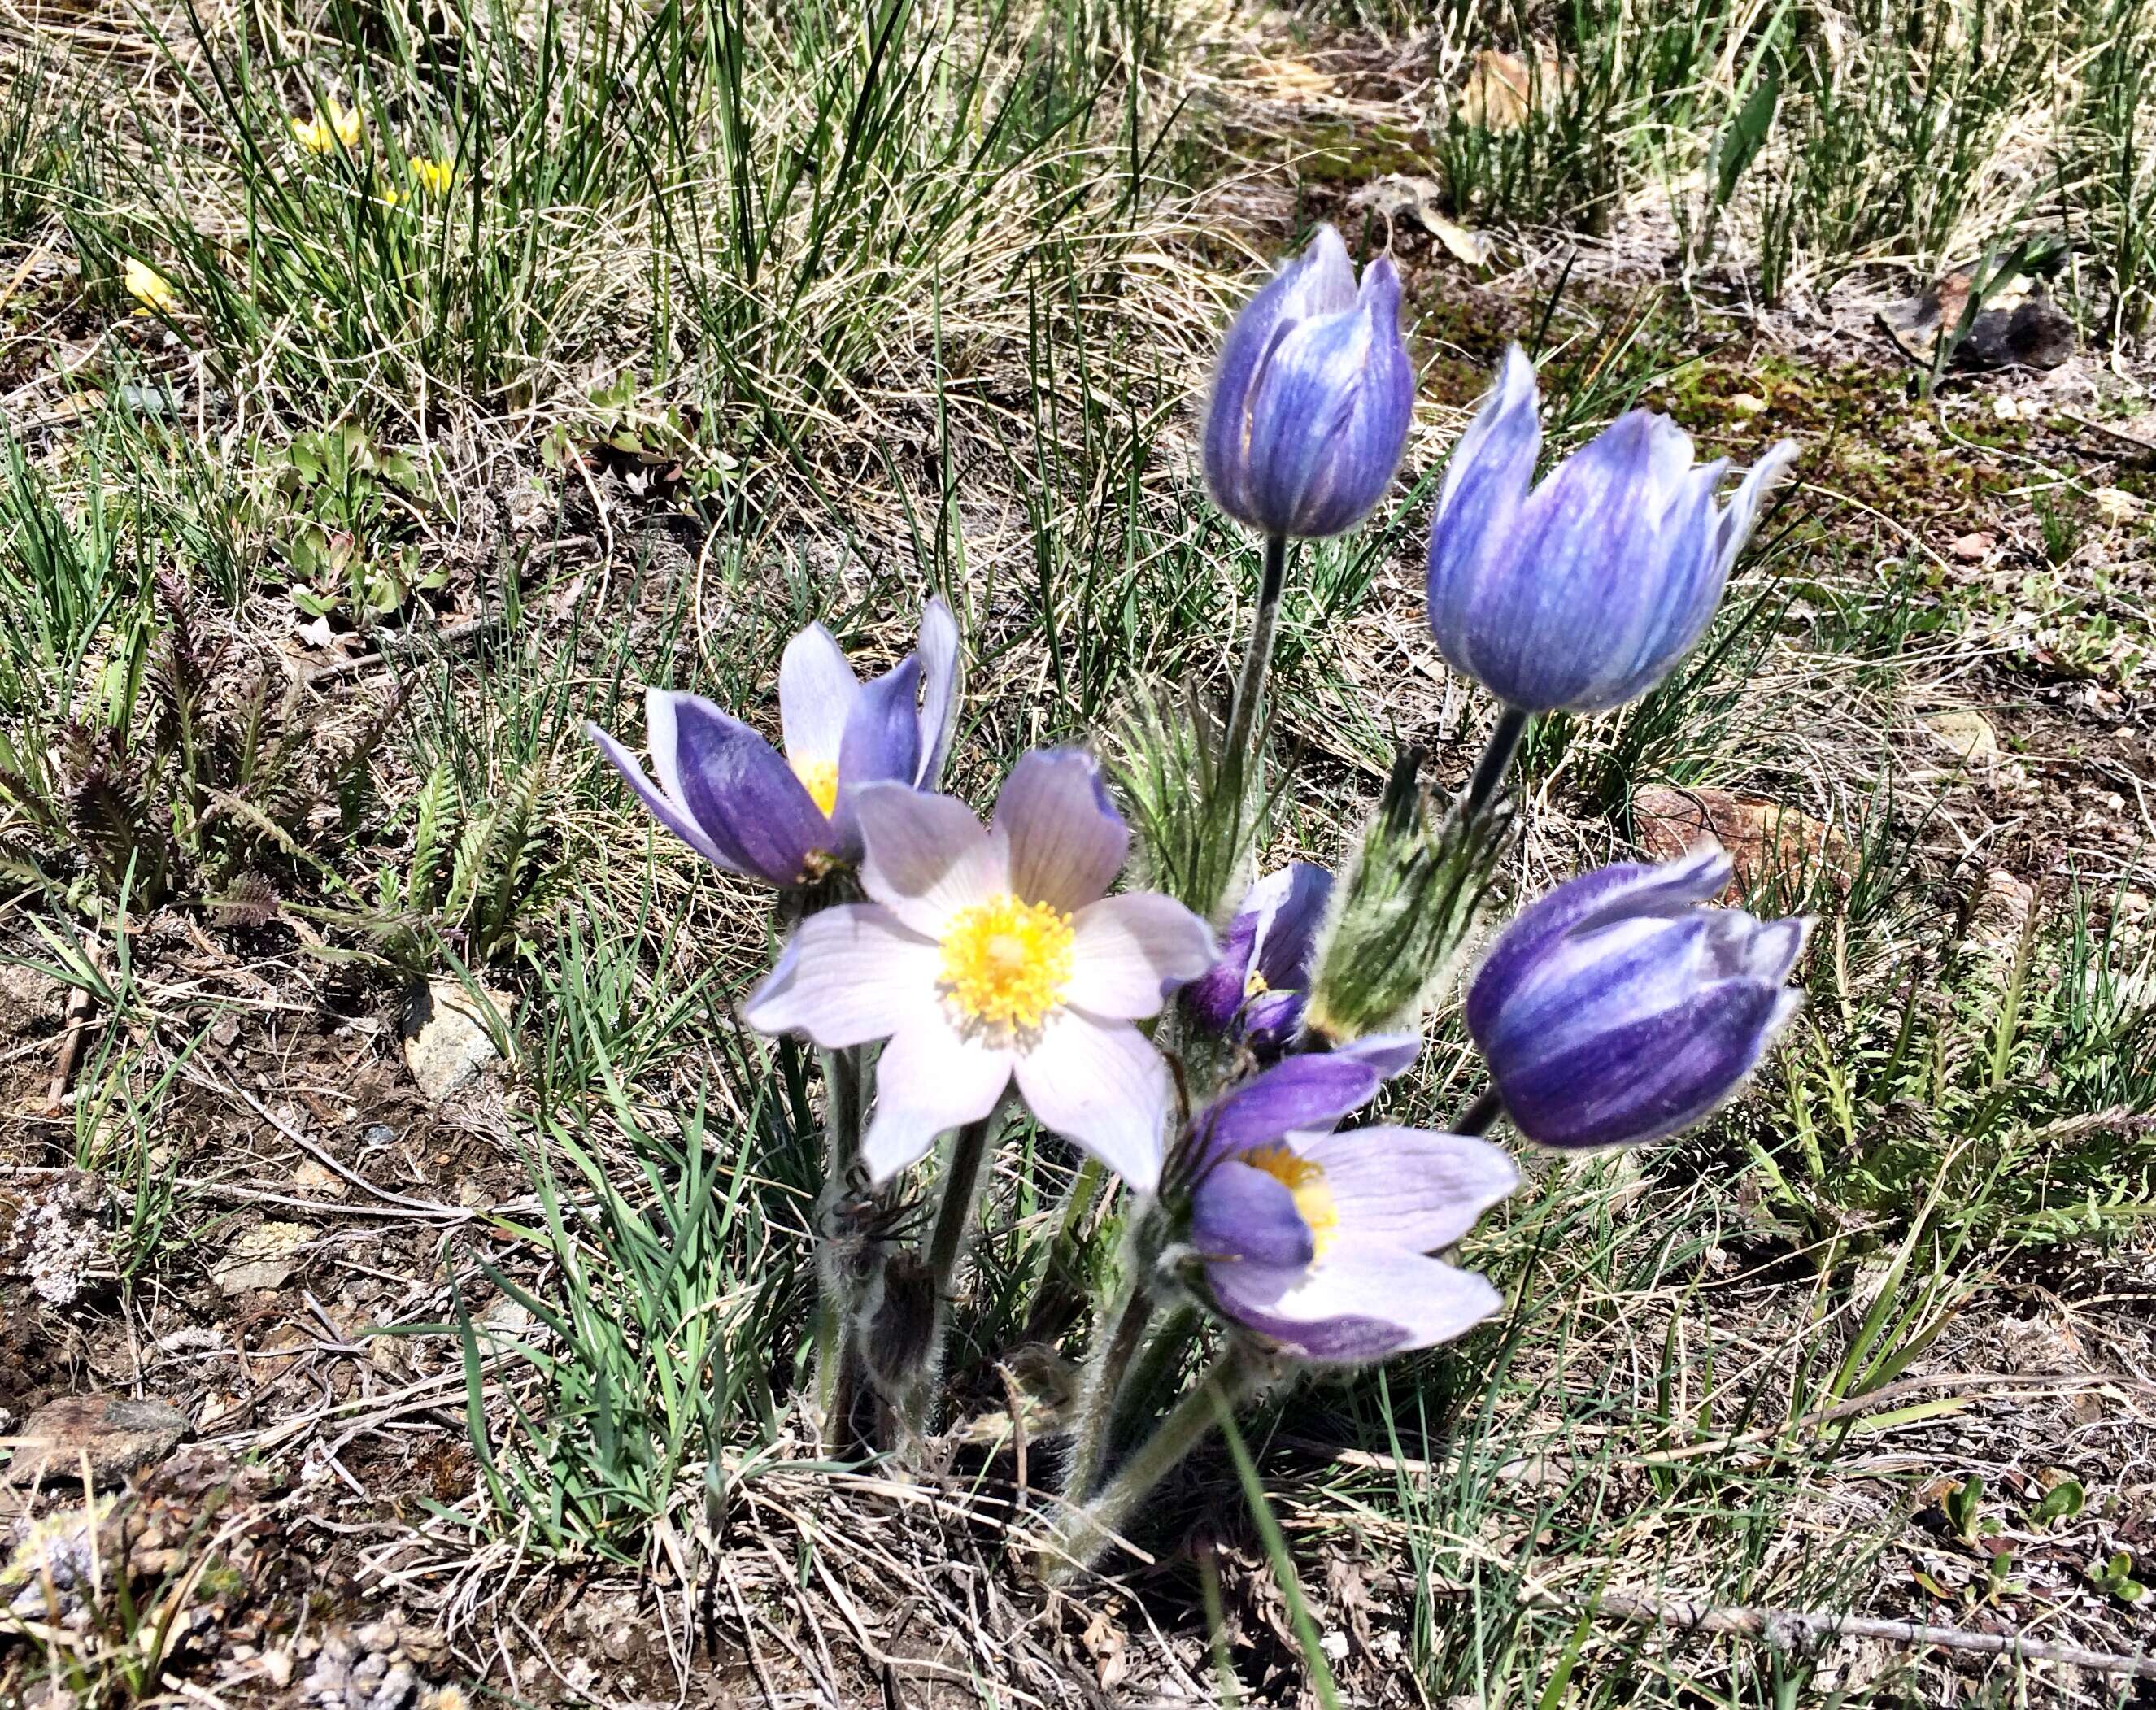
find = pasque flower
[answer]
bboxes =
[1203,225,1416,539]
[1182,1038,1516,1362]
[1466,841,1807,1151]
[1425,346,1798,713]
[589,599,960,889]
[1183,863,1331,1053]
[742,750,1216,1189]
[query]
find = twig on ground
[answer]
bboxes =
[303,615,500,686]
[1524,1584,2156,1679]
[45,981,98,1113]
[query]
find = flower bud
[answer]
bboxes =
[1425,346,1797,713]
[1183,863,1331,1055]
[1203,226,1415,539]
[1466,842,1807,1149]
[1302,750,1509,1044]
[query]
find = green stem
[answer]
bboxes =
[1461,704,1531,822]
[1451,1086,1505,1136]
[1042,1342,1270,1581]
[811,1045,866,1451]
[895,1110,998,1441]
[1060,1277,1156,1507]
[1107,1301,1200,1449]
[1221,532,1290,780]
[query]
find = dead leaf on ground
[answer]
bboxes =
[1457,48,1569,130]
[1346,175,1494,265]
[212,1220,317,1294]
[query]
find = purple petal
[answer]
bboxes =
[1714,440,1800,576]
[995,749,1128,912]
[663,694,831,887]
[1299,1126,1518,1251]
[740,903,940,1047]
[1187,1046,1402,1168]
[1494,972,1801,1151]
[853,781,1008,938]
[1183,907,1261,1034]
[588,720,730,871]
[1013,1012,1170,1191]
[1426,346,1542,683]
[860,1016,1013,1182]
[915,597,962,790]
[1207,1249,1501,1364]
[1239,987,1309,1053]
[1066,893,1218,1020]
[1250,861,1333,990]
[1466,843,1732,1042]
[829,658,923,855]
[777,622,859,768]
[1190,1160,1314,1268]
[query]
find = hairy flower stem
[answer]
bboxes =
[1461,705,1532,822]
[1450,1086,1505,1137]
[812,1045,866,1450]
[1061,1277,1155,1508]
[895,1111,998,1440]
[1222,533,1291,786]
[1107,1302,1200,1448]
[1042,1342,1270,1581]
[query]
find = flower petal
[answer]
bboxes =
[1466,843,1731,1042]
[1013,1013,1170,1191]
[1299,1126,1518,1252]
[853,781,1009,937]
[831,658,925,852]
[915,597,962,790]
[1209,1249,1502,1364]
[658,692,831,887]
[860,1017,1013,1183]
[1190,1159,1314,1267]
[1187,1043,1405,1168]
[740,903,940,1047]
[996,749,1129,912]
[588,720,730,870]
[777,623,860,768]
[1249,861,1334,990]
[1065,893,1217,1019]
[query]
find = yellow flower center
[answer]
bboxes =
[1242,1143,1338,1260]
[939,893,1075,1037]
[1244,966,1270,998]
[791,758,841,818]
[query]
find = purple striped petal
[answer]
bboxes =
[995,748,1128,912]
[1299,1126,1518,1252]
[667,695,834,887]
[1186,1040,1409,1169]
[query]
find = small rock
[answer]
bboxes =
[1949,530,1995,562]
[212,1220,316,1294]
[1922,708,2000,764]
[1631,785,1853,896]
[4,1395,189,1487]
[400,979,513,1103]
[2090,486,2140,523]
[1727,391,1767,415]
[292,1159,351,1199]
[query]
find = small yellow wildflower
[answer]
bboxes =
[292,99,364,153]
[409,155,453,194]
[124,257,178,315]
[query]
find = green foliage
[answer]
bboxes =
[278,424,440,624]
[1742,878,2156,1252]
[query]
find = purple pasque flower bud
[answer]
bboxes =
[589,598,961,889]
[1466,842,1808,1151]
[1203,225,1415,540]
[1179,1037,1516,1364]
[1425,346,1798,713]
[1183,863,1331,1054]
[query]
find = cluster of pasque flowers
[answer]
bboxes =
[589,224,1802,1569]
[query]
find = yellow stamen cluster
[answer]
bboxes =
[292,101,364,153]
[1242,1143,1339,1260]
[939,893,1075,1036]
[791,758,841,818]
